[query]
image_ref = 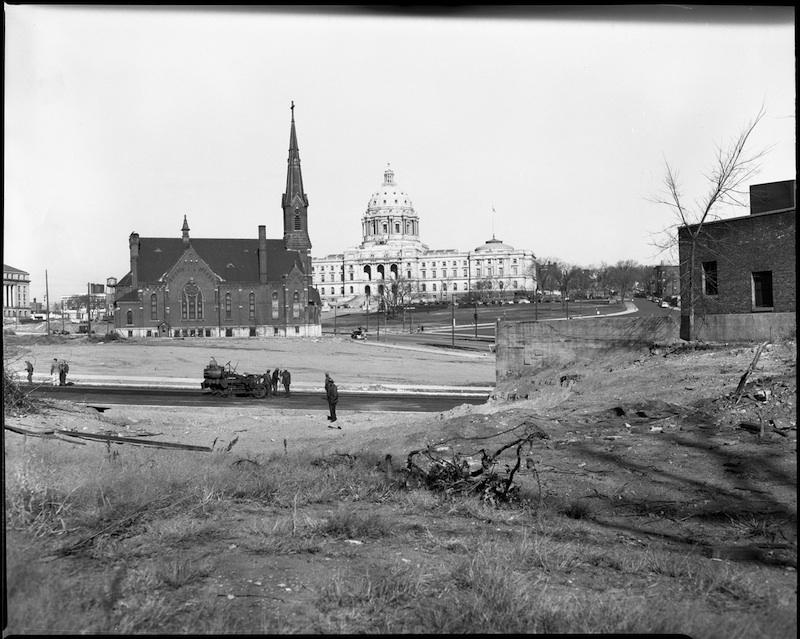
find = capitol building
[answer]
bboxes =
[312,165,537,308]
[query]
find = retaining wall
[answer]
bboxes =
[496,316,681,380]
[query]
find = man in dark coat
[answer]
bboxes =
[325,373,339,427]
[25,360,34,383]
[58,359,69,386]
[281,369,291,396]
[271,368,280,394]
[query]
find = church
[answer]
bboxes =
[312,165,537,308]
[112,105,321,338]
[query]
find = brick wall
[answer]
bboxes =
[678,209,796,318]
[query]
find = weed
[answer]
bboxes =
[153,556,212,589]
[316,504,394,539]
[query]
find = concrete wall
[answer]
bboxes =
[693,312,796,343]
[496,316,681,380]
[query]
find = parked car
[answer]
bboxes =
[660,300,670,308]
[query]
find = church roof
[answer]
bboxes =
[117,237,306,287]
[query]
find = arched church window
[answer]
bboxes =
[225,292,232,319]
[249,292,255,320]
[183,283,202,320]
[271,291,279,320]
[150,293,158,320]
[126,309,133,325]
[292,290,301,319]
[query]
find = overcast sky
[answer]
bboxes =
[4,5,796,303]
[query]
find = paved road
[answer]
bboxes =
[28,385,489,412]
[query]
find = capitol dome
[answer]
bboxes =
[366,165,414,210]
[360,164,422,249]
[474,236,515,253]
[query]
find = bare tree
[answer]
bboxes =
[652,108,769,340]
[606,260,647,301]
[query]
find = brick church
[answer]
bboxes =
[112,104,321,338]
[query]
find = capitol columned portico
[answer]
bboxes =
[312,165,537,307]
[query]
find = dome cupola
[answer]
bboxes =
[360,164,423,250]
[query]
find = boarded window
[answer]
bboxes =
[272,291,279,320]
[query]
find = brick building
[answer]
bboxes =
[113,105,321,338]
[678,179,796,340]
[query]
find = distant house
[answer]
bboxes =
[648,264,680,300]
[677,179,796,341]
[3,264,31,320]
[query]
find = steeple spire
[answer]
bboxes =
[181,214,190,247]
[282,101,311,255]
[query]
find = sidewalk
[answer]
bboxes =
[18,373,493,397]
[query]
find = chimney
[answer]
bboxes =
[129,232,140,288]
[258,225,268,284]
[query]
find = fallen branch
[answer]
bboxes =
[734,341,768,404]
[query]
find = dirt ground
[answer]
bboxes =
[3,333,797,635]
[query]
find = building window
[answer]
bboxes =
[126,310,133,325]
[513,280,518,289]
[349,273,354,281]
[292,291,301,318]
[225,328,233,337]
[702,261,718,296]
[321,287,325,295]
[249,292,255,320]
[150,293,158,320]
[422,284,427,292]
[294,215,301,230]
[421,270,426,279]
[274,326,280,335]
[294,326,300,334]
[407,271,412,279]
[146,330,152,337]
[395,223,400,233]
[349,286,354,293]
[225,293,232,319]
[321,274,325,282]
[752,271,774,308]
[432,270,437,279]
[182,283,202,320]
[271,291,279,320]
[433,284,437,292]
[249,327,257,337]
[511,266,518,275]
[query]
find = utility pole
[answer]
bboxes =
[451,295,455,347]
[45,269,50,335]
[87,282,92,336]
[473,303,478,339]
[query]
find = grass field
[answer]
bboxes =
[3,333,797,635]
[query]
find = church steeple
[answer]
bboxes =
[282,101,311,255]
[181,214,190,247]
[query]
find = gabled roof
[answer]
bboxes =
[117,237,307,287]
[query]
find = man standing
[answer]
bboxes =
[58,359,69,386]
[281,368,291,397]
[325,373,339,427]
[25,360,34,383]
[50,358,60,386]
[271,368,280,395]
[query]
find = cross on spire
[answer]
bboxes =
[290,100,295,121]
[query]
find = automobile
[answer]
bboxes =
[517,299,530,304]
[659,301,670,308]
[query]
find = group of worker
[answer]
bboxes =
[264,367,292,397]
[24,358,70,386]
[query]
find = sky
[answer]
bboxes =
[4,5,796,303]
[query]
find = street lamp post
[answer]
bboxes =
[473,303,478,339]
